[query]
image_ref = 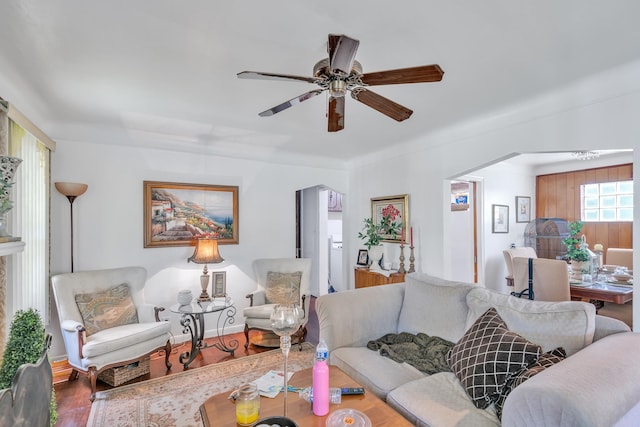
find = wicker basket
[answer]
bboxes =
[97,357,150,386]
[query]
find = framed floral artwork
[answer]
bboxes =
[370,194,409,243]
[143,181,239,248]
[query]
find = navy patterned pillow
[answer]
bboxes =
[494,347,567,418]
[447,307,542,409]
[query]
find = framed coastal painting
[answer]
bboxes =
[515,196,531,223]
[370,194,409,243]
[143,181,239,248]
[492,204,509,233]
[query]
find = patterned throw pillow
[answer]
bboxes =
[265,271,302,305]
[447,307,542,409]
[493,347,567,418]
[75,283,139,336]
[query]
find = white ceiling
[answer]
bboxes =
[1,1,639,166]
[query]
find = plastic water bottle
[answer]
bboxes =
[299,386,342,404]
[312,339,329,416]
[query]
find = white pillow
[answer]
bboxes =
[397,273,475,343]
[465,288,595,356]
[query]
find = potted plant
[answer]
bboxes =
[0,308,57,425]
[562,220,590,279]
[358,207,402,270]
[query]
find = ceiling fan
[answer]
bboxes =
[237,34,444,132]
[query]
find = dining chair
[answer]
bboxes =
[606,248,633,270]
[503,247,538,287]
[511,257,570,301]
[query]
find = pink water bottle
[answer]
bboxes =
[312,339,329,416]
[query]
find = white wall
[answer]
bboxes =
[448,182,477,283]
[347,60,640,331]
[48,140,347,358]
[468,161,536,292]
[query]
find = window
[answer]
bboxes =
[580,180,633,222]
[8,120,51,323]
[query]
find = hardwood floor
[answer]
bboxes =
[54,332,269,426]
[54,297,319,426]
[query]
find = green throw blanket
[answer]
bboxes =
[367,332,454,375]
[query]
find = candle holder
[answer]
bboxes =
[408,246,415,273]
[398,243,406,274]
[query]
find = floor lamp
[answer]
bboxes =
[55,182,88,272]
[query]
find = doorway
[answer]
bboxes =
[296,185,344,296]
[449,180,480,283]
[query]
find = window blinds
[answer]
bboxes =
[8,121,50,323]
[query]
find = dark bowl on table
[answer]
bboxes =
[252,416,298,427]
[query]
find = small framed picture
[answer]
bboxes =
[515,196,531,223]
[357,249,369,266]
[492,204,509,233]
[211,271,227,297]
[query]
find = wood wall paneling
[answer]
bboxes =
[536,163,633,256]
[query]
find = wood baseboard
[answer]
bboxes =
[52,359,73,384]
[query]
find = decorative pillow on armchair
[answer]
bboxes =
[447,307,542,409]
[265,271,302,305]
[75,283,139,336]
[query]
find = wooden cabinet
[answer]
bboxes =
[354,267,405,289]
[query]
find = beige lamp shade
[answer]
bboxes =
[188,239,224,264]
[188,239,224,301]
[55,182,88,197]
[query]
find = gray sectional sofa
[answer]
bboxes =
[316,272,640,426]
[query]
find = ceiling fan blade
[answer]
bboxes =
[351,88,413,122]
[258,89,324,117]
[360,64,444,86]
[237,71,317,84]
[327,34,359,75]
[327,96,345,132]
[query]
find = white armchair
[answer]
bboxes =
[243,258,312,350]
[51,266,172,401]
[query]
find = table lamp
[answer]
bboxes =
[188,238,224,301]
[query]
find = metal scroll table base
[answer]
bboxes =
[178,305,238,369]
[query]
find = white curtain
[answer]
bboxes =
[8,121,50,323]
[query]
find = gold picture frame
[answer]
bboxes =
[371,194,409,243]
[143,181,239,248]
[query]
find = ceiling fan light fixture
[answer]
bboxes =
[328,80,347,97]
[572,151,600,161]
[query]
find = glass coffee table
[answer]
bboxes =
[170,298,239,369]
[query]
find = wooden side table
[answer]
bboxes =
[354,267,405,289]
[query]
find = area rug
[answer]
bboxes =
[87,343,315,427]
